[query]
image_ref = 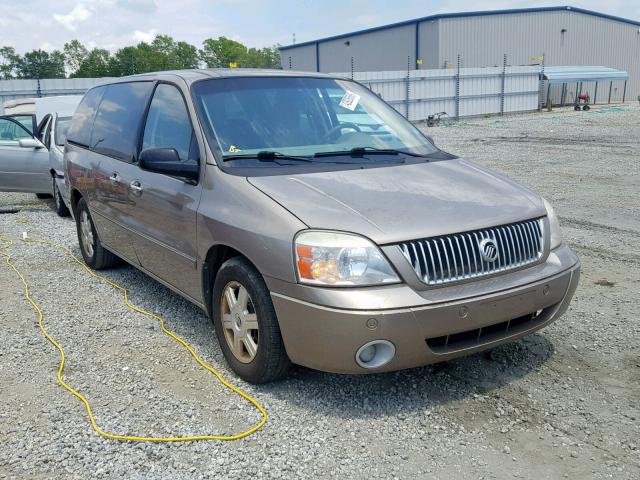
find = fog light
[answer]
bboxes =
[355,340,396,369]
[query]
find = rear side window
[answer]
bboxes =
[90,82,153,162]
[67,86,105,147]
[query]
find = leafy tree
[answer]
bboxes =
[244,46,280,69]
[15,49,65,79]
[63,40,89,74]
[200,37,280,69]
[200,37,248,68]
[73,48,111,78]
[0,46,20,79]
[0,35,280,80]
[171,41,200,69]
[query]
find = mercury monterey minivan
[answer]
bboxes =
[65,70,580,383]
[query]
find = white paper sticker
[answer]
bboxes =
[339,91,361,111]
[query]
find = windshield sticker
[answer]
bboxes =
[228,145,241,152]
[339,91,361,111]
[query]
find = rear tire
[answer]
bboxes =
[212,257,290,384]
[53,179,70,217]
[35,193,52,199]
[75,197,119,269]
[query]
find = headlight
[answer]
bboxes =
[543,198,562,249]
[295,231,400,286]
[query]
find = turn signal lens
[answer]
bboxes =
[295,231,400,286]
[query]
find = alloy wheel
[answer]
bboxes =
[220,281,259,363]
[79,209,95,258]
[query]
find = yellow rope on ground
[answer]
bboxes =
[0,234,267,442]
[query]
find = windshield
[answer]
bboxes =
[55,117,71,147]
[192,76,437,165]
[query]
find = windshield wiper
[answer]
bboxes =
[223,151,315,163]
[314,147,432,158]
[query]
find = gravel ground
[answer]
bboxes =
[1,104,639,479]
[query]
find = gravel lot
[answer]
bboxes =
[1,104,639,479]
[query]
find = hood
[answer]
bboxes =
[247,159,545,244]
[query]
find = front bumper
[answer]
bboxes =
[270,244,580,374]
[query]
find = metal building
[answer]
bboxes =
[279,6,640,100]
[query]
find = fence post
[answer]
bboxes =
[405,56,410,118]
[500,54,506,115]
[622,80,627,103]
[455,54,461,120]
[36,78,42,98]
[538,53,545,112]
[593,81,598,105]
[350,57,354,80]
[608,80,613,104]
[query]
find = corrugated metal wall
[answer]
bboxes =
[331,65,540,121]
[437,10,639,99]
[0,78,109,114]
[282,9,638,100]
[319,24,417,73]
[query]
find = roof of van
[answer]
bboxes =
[94,68,338,85]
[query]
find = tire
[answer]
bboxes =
[583,105,590,111]
[52,179,70,217]
[35,193,52,199]
[75,197,120,269]
[574,105,581,111]
[212,257,290,383]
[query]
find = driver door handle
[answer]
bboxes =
[129,180,143,193]
[109,172,120,184]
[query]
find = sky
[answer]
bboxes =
[1,0,640,54]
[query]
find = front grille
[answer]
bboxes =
[398,218,545,285]
[426,310,545,353]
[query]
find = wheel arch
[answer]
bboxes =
[202,243,261,319]
[70,188,83,214]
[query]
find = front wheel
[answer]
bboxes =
[52,179,70,217]
[212,257,290,383]
[75,198,120,269]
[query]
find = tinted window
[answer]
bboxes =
[67,86,105,147]
[142,84,198,162]
[91,82,153,162]
[0,118,32,142]
[13,115,35,135]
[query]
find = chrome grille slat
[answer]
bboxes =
[397,218,545,285]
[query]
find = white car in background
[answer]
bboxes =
[0,95,82,216]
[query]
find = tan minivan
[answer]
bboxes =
[65,70,580,383]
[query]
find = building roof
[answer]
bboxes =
[280,6,640,51]
[543,66,629,84]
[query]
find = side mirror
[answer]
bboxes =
[19,138,44,149]
[138,148,199,181]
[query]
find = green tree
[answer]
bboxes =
[200,37,280,69]
[0,46,20,79]
[73,48,111,78]
[63,40,89,75]
[171,41,200,69]
[244,46,280,69]
[16,49,66,79]
[200,37,247,68]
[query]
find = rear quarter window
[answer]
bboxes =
[90,82,153,162]
[66,86,106,147]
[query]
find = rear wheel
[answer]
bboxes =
[75,198,119,269]
[52,179,70,217]
[35,193,52,199]
[212,257,290,383]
